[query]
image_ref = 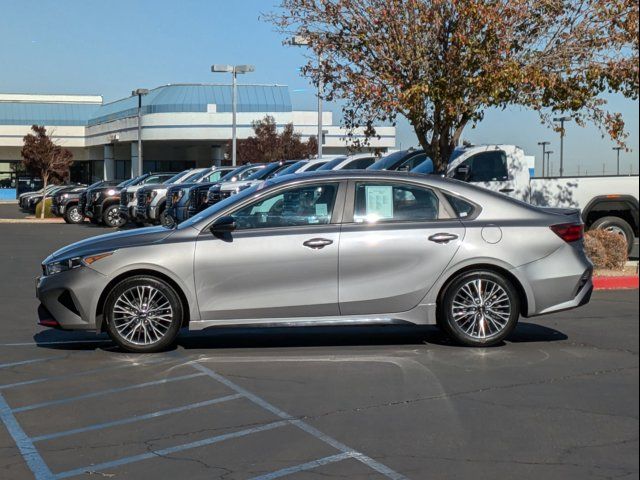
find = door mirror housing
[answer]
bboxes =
[209,216,236,234]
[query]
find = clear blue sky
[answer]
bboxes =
[1,0,637,175]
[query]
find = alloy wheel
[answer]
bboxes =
[112,286,174,346]
[450,278,512,339]
[68,206,83,223]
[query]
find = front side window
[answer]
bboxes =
[455,151,508,183]
[232,184,338,230]
[354,182,439,223]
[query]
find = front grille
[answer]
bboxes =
[119,192,128,207]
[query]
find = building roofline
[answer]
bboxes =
[0,93,103,104]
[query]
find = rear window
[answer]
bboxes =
[444,193,476,218]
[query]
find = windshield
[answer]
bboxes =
[181,169,208,183]
[317,156,347,171]
[410,158,435,174]
[305,161,327,172]
[276,161,307,176]
[368,150,412,170]
[163,171,191,184]
[246,163,282,180]
[117,176,141,188]
[178,183,262,229]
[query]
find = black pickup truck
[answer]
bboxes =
[51,181,114,224]
[84,177,148,227]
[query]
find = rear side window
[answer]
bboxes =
[444,193,476,218]
[354,182,439,223]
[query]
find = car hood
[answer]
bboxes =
[44,226,174,264]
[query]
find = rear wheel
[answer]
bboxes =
[590,216,634,254]
[439,270,519,347]
[103,205,126,228]
[104,276,182,353]
[64,205,84,224]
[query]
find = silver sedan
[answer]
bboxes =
[37,171,593,353]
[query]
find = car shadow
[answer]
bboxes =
[33,322,567,352]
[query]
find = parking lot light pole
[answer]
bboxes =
[545,150,554,176]
[537,141,550,176]
[553,116,572,177]
[289,35,324,159]
[132,89,149,176]
[613,147,623,175]
[211,64,255,167]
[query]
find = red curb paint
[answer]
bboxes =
[593,276,639,290]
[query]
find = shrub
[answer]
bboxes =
[584,229,628,270]
[34,198,55,219]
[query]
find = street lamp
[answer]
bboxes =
[288,35,324,159]
[545,150,554,176]
[613,147,623,175]
[553,116,572,177]
[211,64,255,166]
[132,88,149,176]
[537,141,550,176]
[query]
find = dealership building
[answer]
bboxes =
[0,84,396,196]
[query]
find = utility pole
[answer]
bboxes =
[132,88,149,176]
[613,147,623,175]
[545,150,554,176]
[553,116,572,177]
[537,141,550,176]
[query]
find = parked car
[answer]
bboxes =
[274,159,329,176]
[205,160,298,208]
[18,184,58,210]
[38,170,593,353]
[51,184,95,224]
[187,164,266,219]
[25,185,80,213]
[164,166,236,225]
[84,176,149,227]
[133,169,224,226]
[368,149,429,171]
[118,172,179,225]
[316,153,378,171]
[445,144,639,253]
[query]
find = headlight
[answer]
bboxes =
[43,252,113,276]
[62,193,69,199]
[107,189,116,196]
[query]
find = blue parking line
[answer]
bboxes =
[0,393,54,480]
[12,372,206,413]
[248,452,353,480]
[54,420,289,479]
[0,356,66,369]
[0,356,170,391]
[31,394,242,442]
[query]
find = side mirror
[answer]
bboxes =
[453,165,471,181]
[209,215,236,234]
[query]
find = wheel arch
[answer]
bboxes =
[435,263,531,318]
[96,268,191,332]
[582,195,639,235]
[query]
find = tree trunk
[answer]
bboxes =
[40,175,47,220]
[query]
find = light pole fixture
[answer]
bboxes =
[553,116,572,177]
[545,150,554,176]
[613,146,623,175]
[288,35,324,159]
[537,141,550,176]
[132,88,149,177]
[211,64,255,166]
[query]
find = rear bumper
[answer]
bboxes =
[513,243,594,317]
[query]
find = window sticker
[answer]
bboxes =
[315,203,328,217]
[365,185,393,221]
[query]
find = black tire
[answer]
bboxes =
[63,205,84,224]
[439,270,520,347]
[104,276,183,353]
[102,205,126,228]
[158,208,169,226]
[590,216,634,254]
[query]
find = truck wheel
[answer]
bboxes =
[103,205,126,228]
[590,216,634,254]
[64,205,84,224]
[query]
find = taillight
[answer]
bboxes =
[550,223,584,243]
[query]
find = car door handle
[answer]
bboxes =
[499,188,515,193]
[428,233,459,244]
[303,238,333,249]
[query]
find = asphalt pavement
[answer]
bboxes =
[0,216,638,480]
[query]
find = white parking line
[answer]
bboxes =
[248,452,353,480]
[0,356,66,369]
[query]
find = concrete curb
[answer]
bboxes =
[0,218,65,224]
[593,276,639,290]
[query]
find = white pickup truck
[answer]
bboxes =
[447,144,639,254]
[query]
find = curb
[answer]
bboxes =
[593,276,639,290]
[0,218,65,224]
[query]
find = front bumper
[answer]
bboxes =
[36,266,107,330]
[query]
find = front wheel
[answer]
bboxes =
[104,276,183,353]
[439,270,520,347]
[64,205,84,224]
[102,205,126,228]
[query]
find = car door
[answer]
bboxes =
[448,147,516,196]
[339,180,465,315]
[194,180,346,320]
